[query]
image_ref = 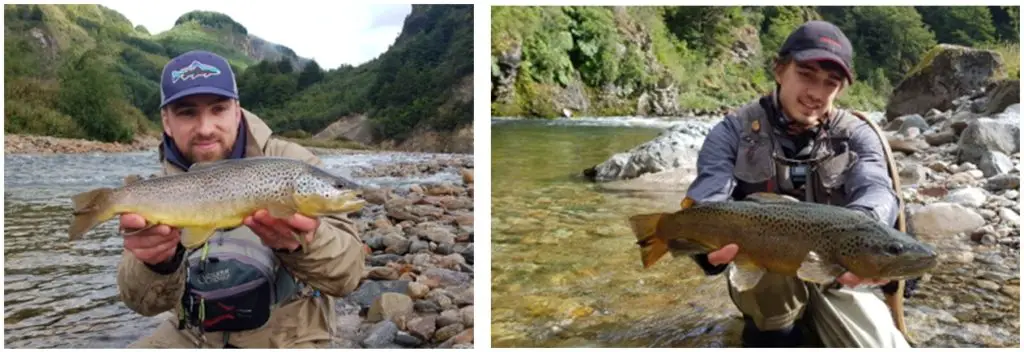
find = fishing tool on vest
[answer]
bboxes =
[177,227,305,335]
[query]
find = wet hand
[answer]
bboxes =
[708,243,740,266]
[836,272,889,288]
[243,209,319,251]
[120,213,181,265]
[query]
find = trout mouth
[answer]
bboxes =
[878,252,939,279]
[334,190,366,212]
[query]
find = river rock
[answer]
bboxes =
[981,79,1020,115]
[900,163,929,185]
[998,208,1019,226]
[582,121,711,181]
[985,174,1020,191]
[978,151,1014,177]
[361,320,399,348]
[409,223,457,244]
[943,187,988,208]
[885,44,1005,119]
[924,130,958,146]
[406,315,437,341]
[886,114,930,135]
[460,306,474,327]
[383,233,412,255]
[437,309,463,328]
[433,323,465,343]
[367,292,414,323]
[420,268,472,287]
[957,117,1020,164]
[407,282,430,299]
[394,331,423,347]
[349,280,411,309]
[909,203,987,240]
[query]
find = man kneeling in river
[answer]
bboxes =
[116,50,365,348]
[682,21,912,348]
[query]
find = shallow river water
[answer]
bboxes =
[489,117,1019,348]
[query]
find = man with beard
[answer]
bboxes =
[116,50,365,348]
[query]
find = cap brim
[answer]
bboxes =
[792,49,854,83]
[160,86,239,108]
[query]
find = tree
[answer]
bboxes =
[916,6,996,46]
[297,60,325,90]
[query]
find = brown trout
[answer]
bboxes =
[68,157,366,252]
[629,192,938,291]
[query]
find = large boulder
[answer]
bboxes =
[885,44,1006,120]
[582,121,711,181]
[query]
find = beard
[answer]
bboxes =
[186,136,230,163]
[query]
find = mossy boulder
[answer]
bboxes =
[885,44,1006,120]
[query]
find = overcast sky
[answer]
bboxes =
[96,1,411,69]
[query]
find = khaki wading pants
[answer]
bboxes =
[727,271,910,348]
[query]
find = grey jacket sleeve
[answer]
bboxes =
[683,116,742,276]
[685,116,741,203]
[843,122,900,227]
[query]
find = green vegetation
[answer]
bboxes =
[491,6,1021,118]
[5,4,472,148]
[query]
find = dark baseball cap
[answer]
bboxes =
[160,50,238,108]
[778,20,855,83]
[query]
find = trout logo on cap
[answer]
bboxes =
[171,60,223,83]
[159,50,239,108]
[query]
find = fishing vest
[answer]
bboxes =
[177,226,309,335]
[730,96,866,206]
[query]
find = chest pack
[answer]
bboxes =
[177,226,304,333]
[730,95,862,204]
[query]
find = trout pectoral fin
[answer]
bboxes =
[796,251,846,284]
[744,192,800,203]
[181,226,218,249]
[728,263,766,292]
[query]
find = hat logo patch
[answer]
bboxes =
[171,60,222,83]
[819,36,842,49]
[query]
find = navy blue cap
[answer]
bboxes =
[160,50,238,108]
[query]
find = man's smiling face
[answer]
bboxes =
[774,58,847,128]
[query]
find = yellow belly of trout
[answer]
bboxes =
[69,186,314,251]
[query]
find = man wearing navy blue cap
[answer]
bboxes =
[114,50,366,348]
[680,21,914,347]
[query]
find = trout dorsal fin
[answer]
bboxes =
[188,159,237,172]
[744,192,800,203]
[123,174,143,186]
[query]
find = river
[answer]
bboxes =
[489,117,1020,348]
[3,149,466,348]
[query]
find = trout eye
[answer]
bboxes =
[884,243,904,255]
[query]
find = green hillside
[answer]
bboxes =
[4,4,473,150]
[490,6,1019,118]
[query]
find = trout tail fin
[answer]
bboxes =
[69,187,117,240]
[629,213,670,268]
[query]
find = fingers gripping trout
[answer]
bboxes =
[68,157,367,252]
